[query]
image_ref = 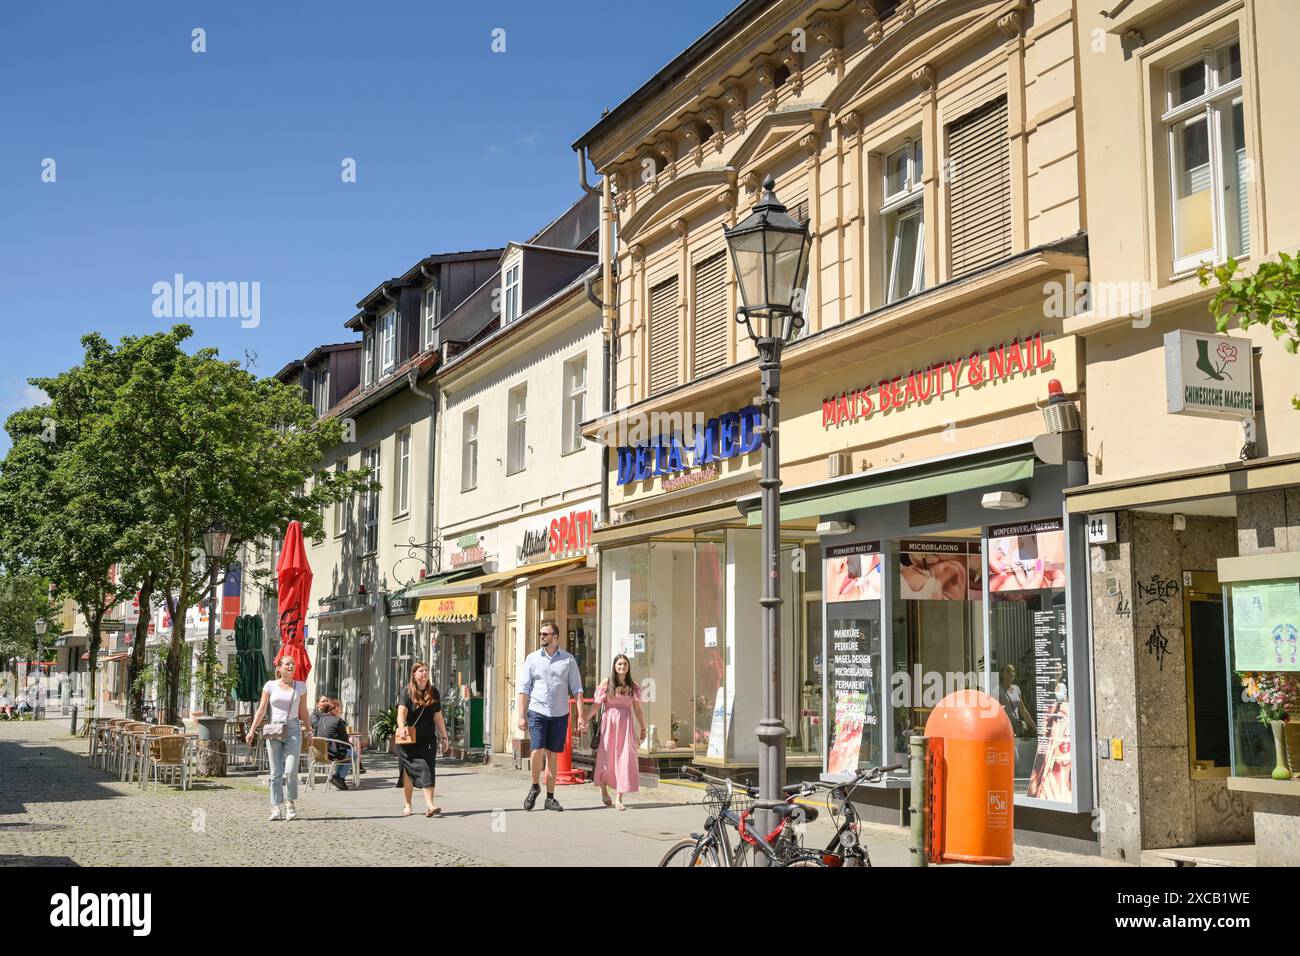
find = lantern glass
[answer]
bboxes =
[203,522,231,561]
[724,177,812,342]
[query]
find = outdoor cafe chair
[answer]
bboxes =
[146,735,191,791]
[120,722,150,783]
[307,738,356,792]
[87,717,113,769]
[102,719,130,774]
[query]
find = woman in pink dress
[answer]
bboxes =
[594,654,646,810]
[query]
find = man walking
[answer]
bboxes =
[518,623,585,811]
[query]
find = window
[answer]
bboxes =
[312,366,331,416]
[946,97,1011,278]
[361,446,380,554]
[882,138,925,302]
[422,285,439,351]
[333,460,350,537]
[562,356,587,455]
[394,429,411,517]
[462,408,479,491]
[391,629,415,705]
[507,384,527,475]
[316,472,325,531]
[380,310,397,376]
[363,331,375,387]
[1164,40,1248,272]
[692,252,728,375]
[648,276,679,396]
[503,262,521,323]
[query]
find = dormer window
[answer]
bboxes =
[363,331,376,387]
[312,366,331,416]
[503,261,521,323]
[380,309,397,375]
[422,285,439,351]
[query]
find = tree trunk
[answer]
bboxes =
[127,574,155,721]
[85,607,103,720]
[163,582,188,726]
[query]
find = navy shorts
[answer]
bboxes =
[528,712,569,753]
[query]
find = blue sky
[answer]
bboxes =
[0,0,736,452]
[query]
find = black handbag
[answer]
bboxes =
[590,703,603,751]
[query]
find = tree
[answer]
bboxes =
[0,573,61,673]
[97,325,368,725]
[1200,254,1300,409]
[0,339,135,713]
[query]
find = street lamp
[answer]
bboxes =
[724,176,812,853]
[34,618,48,708]
[202,521,232,713]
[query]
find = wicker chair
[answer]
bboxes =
[146,735,191,790]
[307,738,356,791]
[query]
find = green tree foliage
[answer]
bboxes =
[0,574,61,668]
[1200,254,1300,409]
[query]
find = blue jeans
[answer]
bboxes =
[333,762,351,781]
[266,723,302,806]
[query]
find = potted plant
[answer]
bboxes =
[192,642,238,775]
[1243,671,1300,780]
[370,706,398,753]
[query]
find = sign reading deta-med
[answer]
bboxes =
[616,406,762,486]
[1164,330,1254,420]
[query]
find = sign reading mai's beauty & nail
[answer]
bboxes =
[821,333,1056,428]
[616,406,762,486]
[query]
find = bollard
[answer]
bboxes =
[909,735,928,867]
[70,705,78,736]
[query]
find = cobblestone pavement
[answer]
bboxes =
[1,719,1122,867]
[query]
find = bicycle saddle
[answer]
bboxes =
[774,802,819,823]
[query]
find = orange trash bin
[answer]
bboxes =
[923,689,1014,865]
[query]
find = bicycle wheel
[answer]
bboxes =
[658,839,717,867]
[779,851,829,867]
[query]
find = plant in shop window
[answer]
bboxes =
[1238,671,1299,780]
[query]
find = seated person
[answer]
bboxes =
[310,695,331,734]
[314,700,353,791]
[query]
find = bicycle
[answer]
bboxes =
[795,763,902,867]
[658,767,827,867]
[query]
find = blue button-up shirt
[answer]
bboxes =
[518,646,583,718]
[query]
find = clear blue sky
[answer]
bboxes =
[0,0,736,452]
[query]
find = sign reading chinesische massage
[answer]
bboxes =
[821,333,1056,428]
[616,406,761,486]
[1164,330,1254,420]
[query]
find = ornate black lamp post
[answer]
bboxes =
[723,176,812,856]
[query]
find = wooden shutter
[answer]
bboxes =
[947,96,1011,278]
[648,276,680,395]
[691,252,728,378]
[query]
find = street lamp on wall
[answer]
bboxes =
[724,176,812,858]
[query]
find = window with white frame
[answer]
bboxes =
[334,459,350,537]
[312,366,331,416]
[882,137,925,303]
[363,332,376,387]
[503,262,521,323]
[316,472,325,531]
[380,310,397,376]
[506,384,527,475]
[562,355,587,455]
[1163,39,1248,273]
[422,285,438,351]
[394,429,411,517]
[462,407,479,491]
[361,445,380,553]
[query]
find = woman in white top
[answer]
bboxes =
[247,657,312,821]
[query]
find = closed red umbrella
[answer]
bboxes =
[276,520,313,682]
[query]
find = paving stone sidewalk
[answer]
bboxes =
[0,719,1120,867]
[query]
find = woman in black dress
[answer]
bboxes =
[395,661,449,817]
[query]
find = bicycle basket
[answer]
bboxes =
[703,782,755,815]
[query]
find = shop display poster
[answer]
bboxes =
[825,541,882,603]
[1231,580,1300,671]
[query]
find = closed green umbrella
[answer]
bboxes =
[235,615,269,703]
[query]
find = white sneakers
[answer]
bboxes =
[269,805,284,821]
[285,804,299,821]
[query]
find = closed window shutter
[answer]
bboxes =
[692,253,728,377]
[649,276,680,395]
[947,97,1011,278]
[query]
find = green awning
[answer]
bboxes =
[747,455,1036,526]
[400,566,485,600]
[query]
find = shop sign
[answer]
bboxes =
[449,544,486,569]
[576,598,597,615]
[1164,330,1254,420]
[416,595,479,622]
[1087,512,1117,545]
[387,596,412,617]
[615,406,762,486]
[518,509,597,563]
[987,518,1066,592]
[825,541,882,603]
[821,333,1056,429]
[899,540,981,602]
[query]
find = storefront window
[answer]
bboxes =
[988,519,1071,801]
[391,628,414,699]
[825,542,883,773]
[1224,578,1300,777]
[567,584,599,695]
[798,541,823,756]
[695,532,726,756]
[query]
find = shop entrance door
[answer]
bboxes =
[1184,571,1230,775]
